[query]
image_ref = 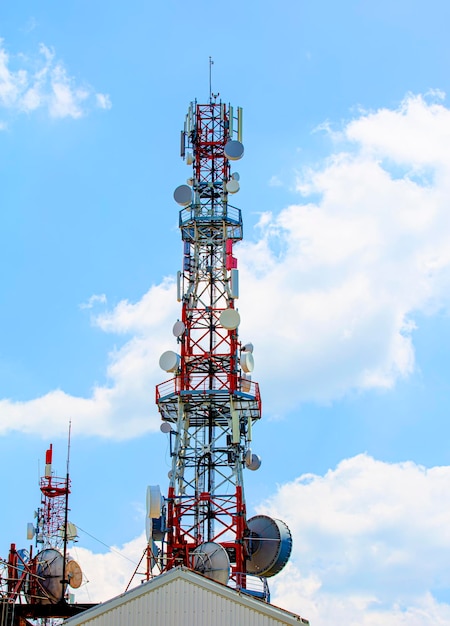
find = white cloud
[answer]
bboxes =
[79,294,108,310]
[0,39,111,122]
[269,174,283,187]
[96,93,112,110]
[262,455,450,625]
[0,279,179,439]
[235,92,450,414]
[68,455,450,625]
[2,92,450,436]
[69,533,145,604]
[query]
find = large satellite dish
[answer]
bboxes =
[192,542,230,585]
[245,515,292,577]
[34,548,65,604]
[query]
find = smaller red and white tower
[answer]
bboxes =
[2,440,84,616]
[35,444,72,549]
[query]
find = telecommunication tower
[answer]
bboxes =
[1,441,91,625]
[146,88,292,599]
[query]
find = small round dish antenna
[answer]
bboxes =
[240,351,254,373]
[219,308,240,330]
[160,422,172,433]
[226,179,240,194]
[173,184,192,206]
[224,140,244,161]
[192,542,230,585]
[245,452,261,471]
[66,559,83,589]
[172,320,186,337]
[231,172,240,181]
[59,522,78,542]
[159,350,180,373]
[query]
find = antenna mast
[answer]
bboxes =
[209,56,213,101]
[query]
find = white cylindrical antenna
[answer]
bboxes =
[45,444,52,477]
[247,414,252,441]
[230,268,239,298]
[237,107,243,142]
[229,105,234,136]
[27,522,35,540]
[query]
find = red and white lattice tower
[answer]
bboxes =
[36,444,70,549]
[149,94,292,600]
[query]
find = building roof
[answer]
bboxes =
[64,567,309,626]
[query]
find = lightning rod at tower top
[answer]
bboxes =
[142,78,293,600]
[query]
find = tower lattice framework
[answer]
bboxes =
[151,97,291,598]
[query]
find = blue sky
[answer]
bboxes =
[2,1,450,624]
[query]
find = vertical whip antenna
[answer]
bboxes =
[209,56,213,102]
[61,420,72,596]
[209,57,219,102]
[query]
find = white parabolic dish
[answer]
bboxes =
[159,350,180,373]
[224,140,244,161]
[192,542,230,585]
[173,184,192,206]
[172,320,186,337]
[219,308,240,330]
[226,179,240,194]
[146,485,162,519]
[240,351,254,373]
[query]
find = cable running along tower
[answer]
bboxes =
[148,89,292,599]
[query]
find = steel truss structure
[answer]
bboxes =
[155,100,262,591]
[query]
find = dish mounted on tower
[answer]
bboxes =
[143,94,292,600]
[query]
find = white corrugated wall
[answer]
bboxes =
[73,578,300,626]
